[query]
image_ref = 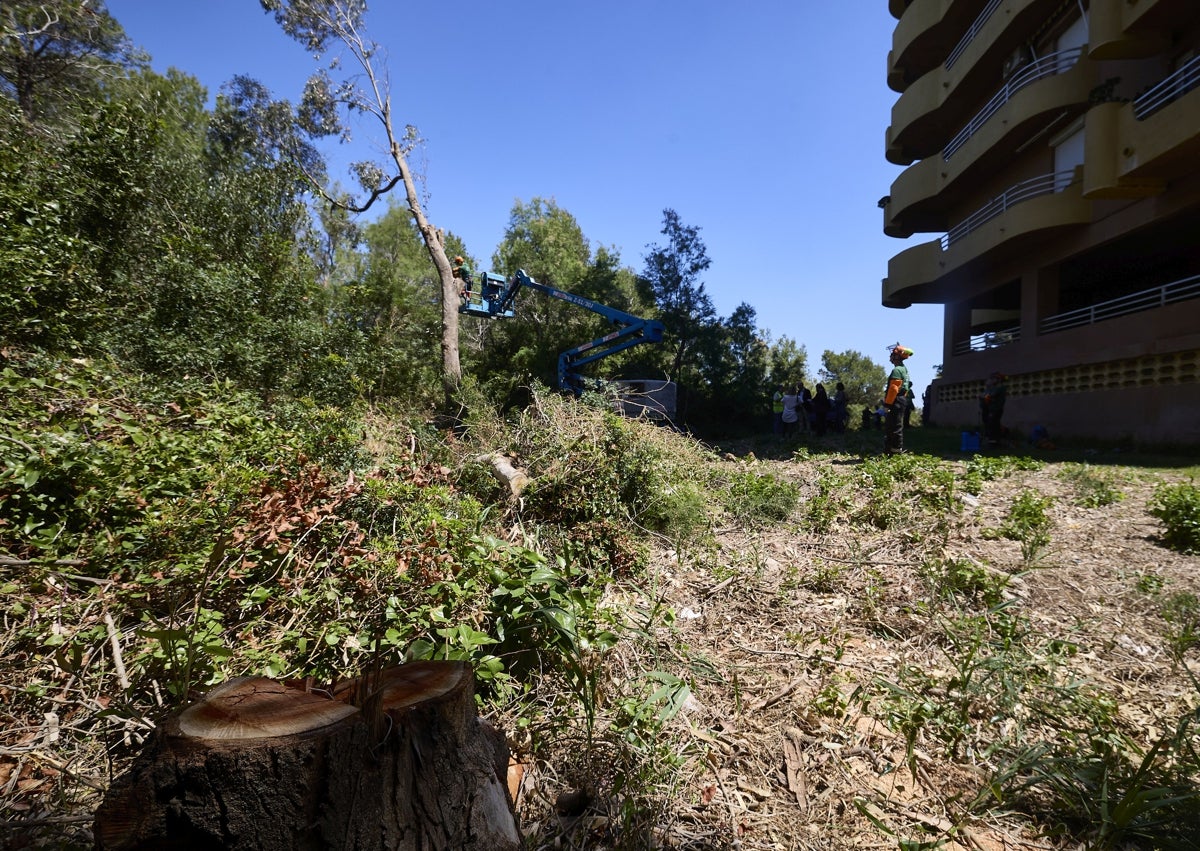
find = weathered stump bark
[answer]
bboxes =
[94,662,519,851]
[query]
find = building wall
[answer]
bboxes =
[884,0,1200,444]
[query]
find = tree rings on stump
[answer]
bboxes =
[93,661,519,851]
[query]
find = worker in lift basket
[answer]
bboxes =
[452,255,475,301]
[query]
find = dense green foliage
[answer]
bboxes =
[1148,480,1200,554]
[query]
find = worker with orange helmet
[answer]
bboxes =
[883,343,914,455]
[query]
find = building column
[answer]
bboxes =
[943,301,971,380]
[1020,266,1060,340]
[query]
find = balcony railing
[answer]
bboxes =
[946,0,1002,70]
[1133,53,1200,120]
[1039,274,1200,334]
[944,47,1083,160]
[940,170,1077,250]
[953,325,1021,356]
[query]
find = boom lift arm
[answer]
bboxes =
[460,268,664,393]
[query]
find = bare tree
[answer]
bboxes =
[260,0,462,408]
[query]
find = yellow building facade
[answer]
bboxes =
[882,0,1200,443]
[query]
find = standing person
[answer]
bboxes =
[833,382,849,432]
[771,384,785,436]
[812,383,832,436]
[980,371,1007,447]
[780,384,801,438]
[883,344,914,455]
[797,382,813,433]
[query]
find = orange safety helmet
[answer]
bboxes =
[889,343,914,359]
[453,255,464,263]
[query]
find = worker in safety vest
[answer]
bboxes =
[883,343,914,455]
[771,384,785,435]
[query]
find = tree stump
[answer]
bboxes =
[93,662,520,851]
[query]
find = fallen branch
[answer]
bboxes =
[104,611,130,692]
[474,453,531,498]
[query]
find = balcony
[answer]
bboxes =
[885,48,1091,237]
[1040,274,1200,334]
[953,324,1020,356]
[886,0,1068,165]
[1133,53,1200,120]
[944,0,1002,71]
[1089,0,1177,60]
[1084,56,1200,198]
[884,170,1091,307]
[888,0,980,93]
[943,48,1084,159]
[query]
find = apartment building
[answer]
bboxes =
[881,0,1200,443]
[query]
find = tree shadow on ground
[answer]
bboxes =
[716,426,1200,471]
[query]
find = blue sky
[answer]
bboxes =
[106,0,942,395]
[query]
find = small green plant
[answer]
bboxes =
[1058,463,1125,508]
[1001,490,1054,563]
[804,559,844,593]
[1134,571,1165,595]
[963,454,1044,495]
[811,675,850,719]
[1148,480,1200,554]
[853,458,905,530]
[924,557,1008,608]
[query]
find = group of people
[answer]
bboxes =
[769,346,1016,456]
[770,343,917,455]
[772,381,851,437]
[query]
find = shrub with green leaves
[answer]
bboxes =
[510,390,713,545]
[1148,480,1200,554]
[724,470,800,524]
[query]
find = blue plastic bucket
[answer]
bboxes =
[961,431,981,452]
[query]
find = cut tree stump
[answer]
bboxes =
[93,661,520,851]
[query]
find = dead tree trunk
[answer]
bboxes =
[93,662,519,851]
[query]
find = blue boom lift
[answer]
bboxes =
[459,268,665,394]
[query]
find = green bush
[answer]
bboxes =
[1148,480,1200,554]
[724,470,799,523]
